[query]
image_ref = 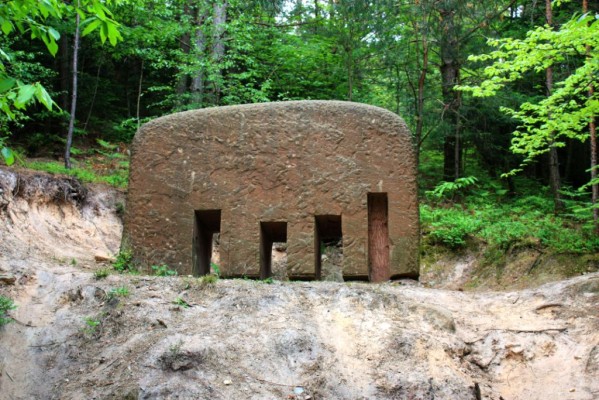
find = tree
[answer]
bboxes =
[0,0,122,166]
[460,7,599,215]
[544,0,564,211]
[583,0,598,226]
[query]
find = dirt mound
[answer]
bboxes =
[0,167,123,264]
[0,168,598,399]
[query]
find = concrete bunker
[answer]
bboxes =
[123,100,419,282]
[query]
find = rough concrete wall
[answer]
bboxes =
[123,100,418,280]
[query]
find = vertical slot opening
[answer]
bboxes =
[193,210,221,276]
[314,215,343,281]
[260,221,287,279]
[368,193,389,282]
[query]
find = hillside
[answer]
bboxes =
[0,168,598,400]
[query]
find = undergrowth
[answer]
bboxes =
[25,159,128,188]
[15,139,129,188]
[421,176,599,255]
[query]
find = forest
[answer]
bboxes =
[1,0,598,264]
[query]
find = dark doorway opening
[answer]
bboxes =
[260,221,287,279]
[193,210,221,276]
[368,193,389,282]
[314,215,343,280]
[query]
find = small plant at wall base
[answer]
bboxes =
[210,262,220,277]
[113,249,134,273]
[199,274,218,286]
[0,296,16,326]
[152,264,177,277]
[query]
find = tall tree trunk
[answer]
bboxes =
[545,0,563,211]
[65,1,81,170]
[176,1,193,101]
[346,42,353,101]
[414,6,429,168]
[438,4,462,180]
[136,59,144,130]
[191,12,207,106]
[590,85,598,226]
[211,1,228,105]
[83,61,102,132]
[583,0,598,226]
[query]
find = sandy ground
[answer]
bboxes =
[0,167,598,400]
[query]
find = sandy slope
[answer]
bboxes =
[0,167,598,400]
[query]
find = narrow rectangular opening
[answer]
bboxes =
[314,215,343,281]
[260,221,287,279]
[193,210,221,276]
[368,193,390,282]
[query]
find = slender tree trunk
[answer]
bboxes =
[414,8,429,167]
[176,30,191,96]
[211,1,228,105]
[176,1,193,101]
[589,82,598,226]
[83,61,102,132]
[583,0,598,226]
[346,43,353,101]
[65,1,81,170]
[136,59,144,130]
[191,12,207,106]
[545,0,563,211]
[438,4,462,180]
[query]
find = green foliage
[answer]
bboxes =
[0,0,123,163]
[426,176,479,201]
[422,184,599,254]
[421,205,482,248]
[459,12,599,176]
[0,295,16,326]
[1,145,14,166]
[173,297,190,309]
[198,274,218,286]
[25,159,128,188]
[113,249,133,272]
[152,264,177,277]
[210,262,221,277]
[106,285,130,299]
[94,268,110,279]
[82,315,102,336]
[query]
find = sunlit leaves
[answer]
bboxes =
[459,13,599,169]
[1,146,14,166]
[0,0,123,165]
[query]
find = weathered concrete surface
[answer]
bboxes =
[123,101,418,280]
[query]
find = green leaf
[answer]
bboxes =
[0,49,10,62]
[1,147,14,166]
[81,19,102,37]
[1,20,13,35]
[46,37,58,56]
[107,22,119,46]
[15,84,36,108]
[0,77,16,93]
[48,27,60,41]
[34,84,53,110]
[100,23,108,43]
[42,32,59,56]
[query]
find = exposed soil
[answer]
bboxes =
[1,167,598,399]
